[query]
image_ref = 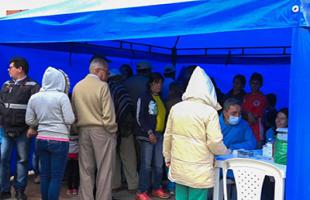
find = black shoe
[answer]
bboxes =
[15,191,27,200]
[0,191,11,199]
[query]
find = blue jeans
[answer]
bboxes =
[0,133,30,192]
[166,167,176,192]
[138,133,164,192]
[37,139,69,200]
[31,138,40,175]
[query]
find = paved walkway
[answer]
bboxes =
[13,175,176,200]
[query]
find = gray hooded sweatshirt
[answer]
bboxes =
[26,67,75,141]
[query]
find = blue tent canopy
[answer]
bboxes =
[0,0,309,199]
[0,0,300,42]
[0,0,299,67]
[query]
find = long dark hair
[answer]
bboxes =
[278,108,289,120]
[273,108,289,132]
[147,72,164,92]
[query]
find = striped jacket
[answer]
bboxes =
[109,81,135,137]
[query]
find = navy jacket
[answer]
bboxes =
[136,91,160,141]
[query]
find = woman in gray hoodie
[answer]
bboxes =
[26,67,75,200]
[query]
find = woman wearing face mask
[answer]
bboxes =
[219,98,257,150]
[265,108,288,143]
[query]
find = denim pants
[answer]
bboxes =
[166,167,176,192]
[37,139,69,200]
[138,132,164,192]
[31,138,40,175]
[0,133,30,192]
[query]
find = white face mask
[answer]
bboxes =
[228,115,241,125]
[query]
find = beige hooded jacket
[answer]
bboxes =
[163,66,228,188]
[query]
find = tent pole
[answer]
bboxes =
[171,36,180,66]
[171,47,177,67]
[286,27,310,199]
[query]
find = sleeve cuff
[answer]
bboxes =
[147,129,153,135]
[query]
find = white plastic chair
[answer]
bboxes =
[222,158,285,200]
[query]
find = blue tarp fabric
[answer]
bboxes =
[0,0,309,199]
[286,27,310,200]
[0,0,300,43]
[301,0,310,26]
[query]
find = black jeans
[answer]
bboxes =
[66,159,79,190]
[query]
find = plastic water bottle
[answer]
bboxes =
[263,139,273,159]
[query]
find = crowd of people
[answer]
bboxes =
[0,56,288,200]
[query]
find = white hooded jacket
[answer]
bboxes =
[163,66,228,188]
[26,67,75,140]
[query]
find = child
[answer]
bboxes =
[0,126,3,154]
[0,126,2,192]
[66,126,79,196]
[166,166,176,195]
[32,137,40,184]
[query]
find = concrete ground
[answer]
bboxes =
[12,175,176,200]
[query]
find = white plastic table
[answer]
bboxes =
[212,151,286,200]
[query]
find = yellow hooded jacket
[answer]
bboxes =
[163,66,228,188]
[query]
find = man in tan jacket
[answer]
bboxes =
[72,57,117,200]
[163,66,230,200]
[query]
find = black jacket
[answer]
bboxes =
[136,91,160,141]
[0,77,40,134]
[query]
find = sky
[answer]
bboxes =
[0,0,66,17]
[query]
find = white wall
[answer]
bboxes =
[0,0,66,17]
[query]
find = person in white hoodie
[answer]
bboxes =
[26,67,75,200]
[163,66,229,200]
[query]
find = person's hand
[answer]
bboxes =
[225,148,232,155]
[148,133,157,144]
[27,128,37,138]
[166,162,171,167]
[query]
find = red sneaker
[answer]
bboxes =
[152,188,170,199]
[136,192,152,200]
